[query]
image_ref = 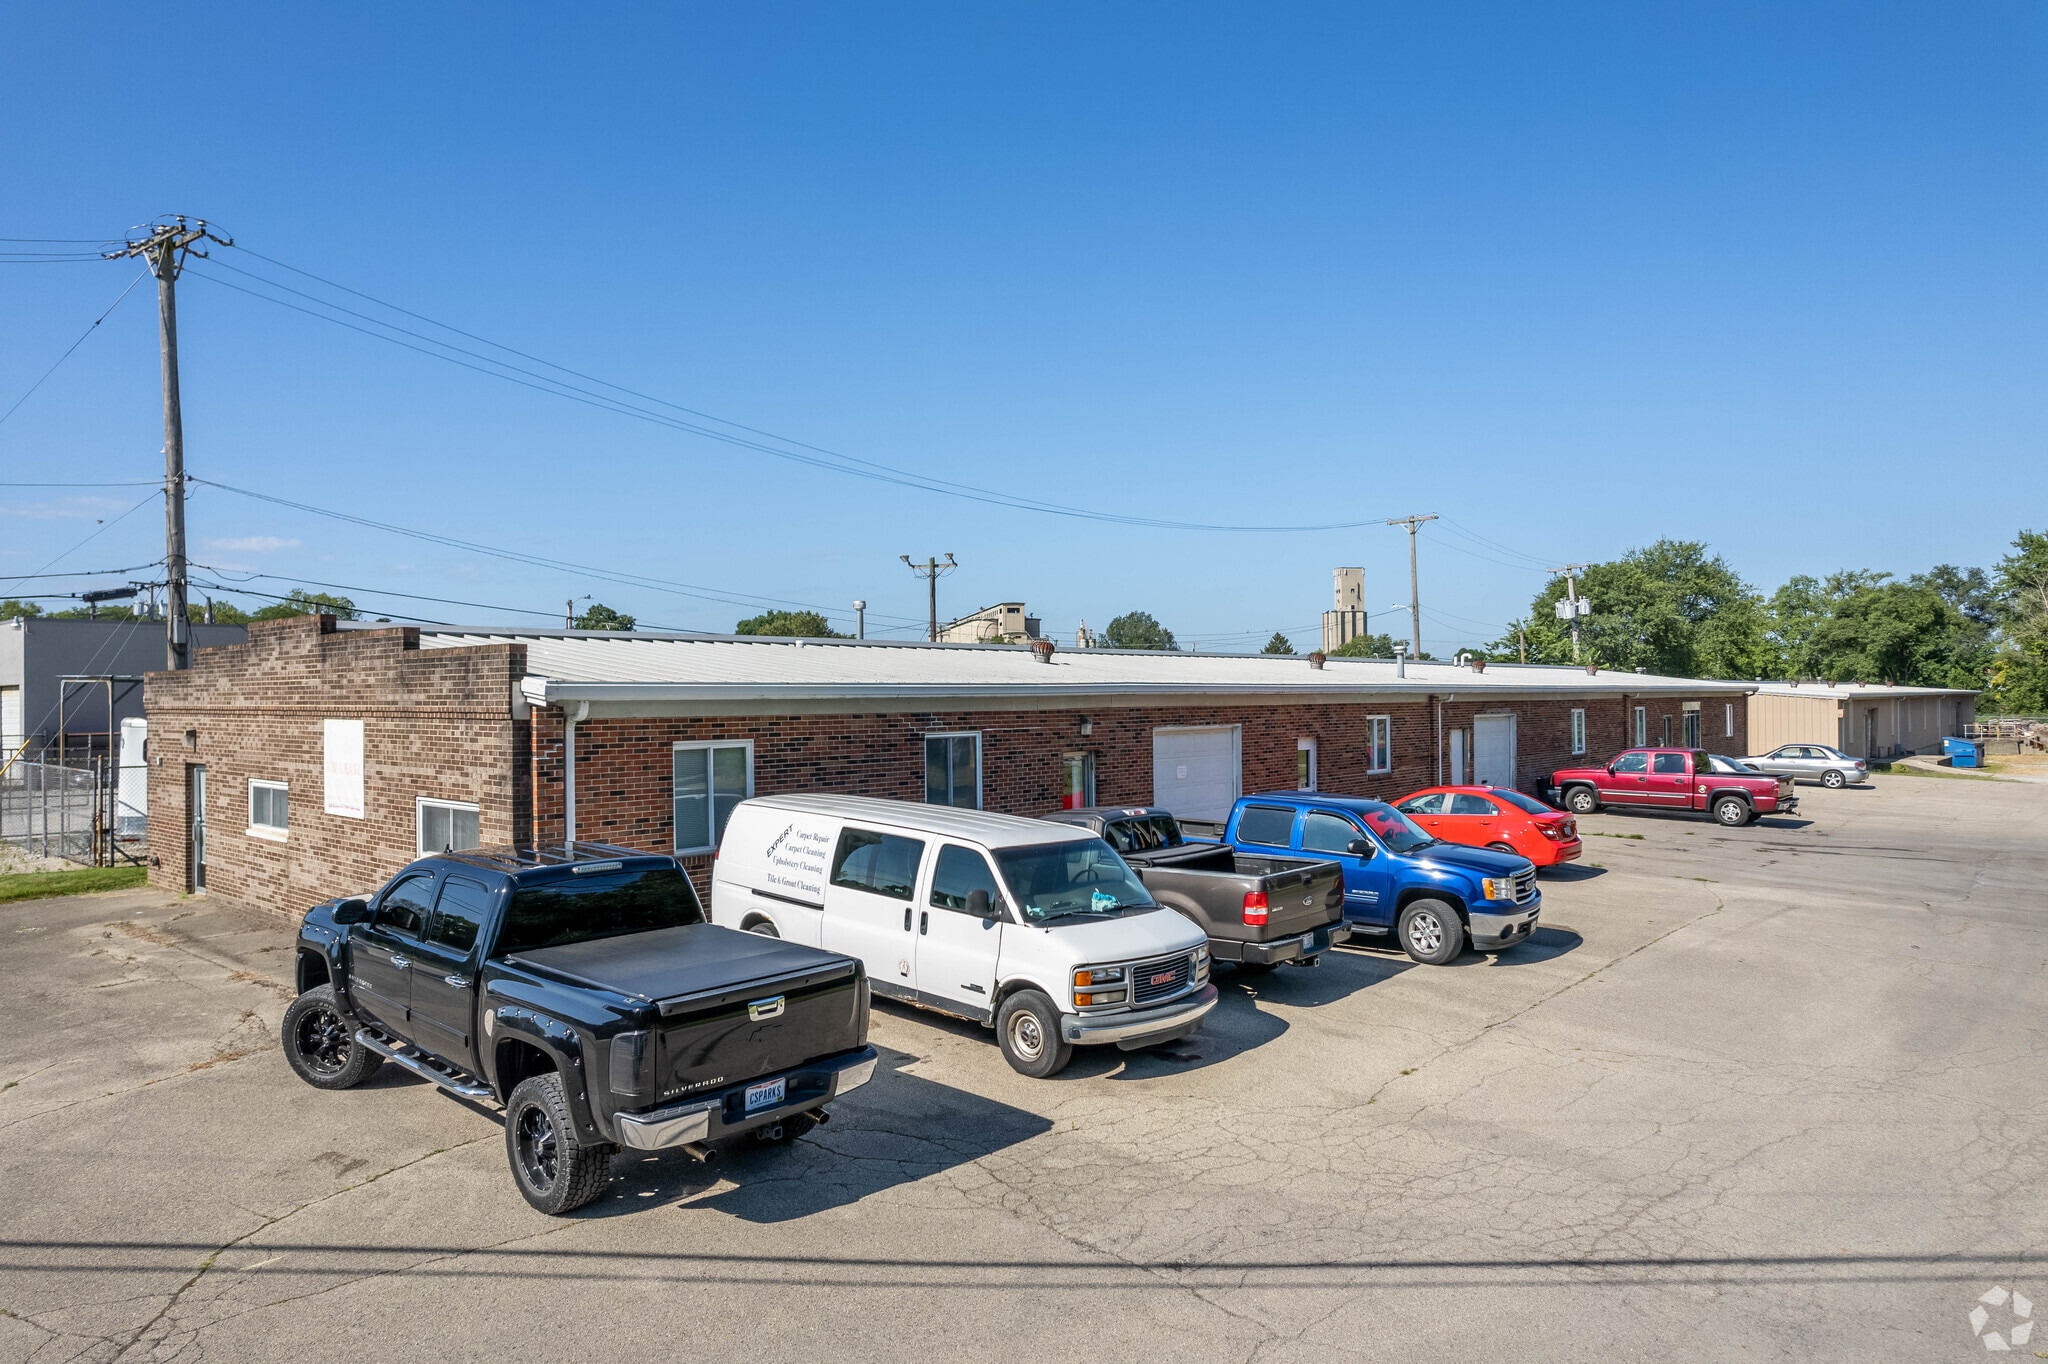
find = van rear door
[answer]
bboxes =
[821,826,926,999]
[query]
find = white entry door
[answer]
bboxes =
[1474,714,1517,789]
[1153,726,1241,821]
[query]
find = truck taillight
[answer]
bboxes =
[1242,890,1269,926]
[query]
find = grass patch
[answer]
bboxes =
[1586,831,1646,840]
[1876,763,2001,782]
[0,865,147,904]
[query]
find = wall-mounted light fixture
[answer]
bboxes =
[1078,716,1093,737]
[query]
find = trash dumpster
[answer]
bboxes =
[1942,737,1982,768]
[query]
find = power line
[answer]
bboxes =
[0,481,162,487]
[185,248,1392,536]
[0,490,159,598]
[188,568,598,628]
[0,270,148,428]
[189,476,924,629]
[1434,516,1557,569]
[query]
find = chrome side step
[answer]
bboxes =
[355,1029,495,1100]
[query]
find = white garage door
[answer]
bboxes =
[1153,726,1241,822]
[1474,713,1517,789]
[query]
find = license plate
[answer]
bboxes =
[744,1077,785,1113]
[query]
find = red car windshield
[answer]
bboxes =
[1358,804,1437,855]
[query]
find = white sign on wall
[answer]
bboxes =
[323,719,365,819]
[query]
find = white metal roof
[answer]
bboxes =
[739,793,1095,848]
[381,626,1756,717]
[1751,681,1979,700]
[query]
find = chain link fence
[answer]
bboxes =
[0,760,135,866]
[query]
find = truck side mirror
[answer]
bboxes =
[1346,838,1375,859]
[966,888,997,919]
[332,898,370,925]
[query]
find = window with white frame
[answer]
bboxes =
[1725,702,1735,737]
[1633,706,1648,746]
[247,780,288,840]
[1367,716,1392,773]
[1296,738,1317,790]
[925,732,981,808]
[674,740,752,854]
[417,797,480,855]
[1570,708,1586,755]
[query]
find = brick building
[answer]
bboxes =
[145,616,1753,915]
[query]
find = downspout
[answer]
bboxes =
[562,700,589,852]
[1433,695,1443,786]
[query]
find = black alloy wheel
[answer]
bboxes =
[516,1103,559,1190]
[280,984,382,1089]
[295,1003,351,1078]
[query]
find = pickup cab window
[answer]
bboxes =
[1102,815,1183,853]
[378,874,435,938]
[1651,753,1688,775]
[427,875,493,954]
[1301,811,1360,854]
[1236,804,1297,847]
[496,866,706,955]
[993,839,1154,923]
[1612,752,1650,774]
[929,844,1001,914]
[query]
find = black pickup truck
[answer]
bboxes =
[1039,807,1346,971]
[283,843,877,1214]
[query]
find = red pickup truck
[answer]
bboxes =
[1544,748,1796,827]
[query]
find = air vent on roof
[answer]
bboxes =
[1307,651,1326,670]
[1029,638,1056,664]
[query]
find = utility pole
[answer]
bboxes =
[1550,563,1592,662]
[105,217,232,671]
[900,554,957,642]
[852,600,866,640]
[1384,514,1437,660]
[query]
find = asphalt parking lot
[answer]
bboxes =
[2,776,2044,1363]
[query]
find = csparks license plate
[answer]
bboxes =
[744,1077,786,1113]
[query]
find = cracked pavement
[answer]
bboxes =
[1,776,2043,1362]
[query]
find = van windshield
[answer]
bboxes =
[498,866,706,954]
[992,839,1157,924]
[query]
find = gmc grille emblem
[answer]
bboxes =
[1149,972,1173,986]
[747,996,785,1022]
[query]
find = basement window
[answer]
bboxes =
[418,798,481,856]
[247,780,288,841]
[674,740,752,855]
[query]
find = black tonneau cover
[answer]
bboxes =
[506,923,855,1003]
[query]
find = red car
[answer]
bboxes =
[1391,785,1583,867]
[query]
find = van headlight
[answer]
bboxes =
[1073,964,1128,1007]
[1192,945,1210,982]
[1481,877,1517,901]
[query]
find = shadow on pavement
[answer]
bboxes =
[1538,863,1607,881]
[585,1045,1051,1223]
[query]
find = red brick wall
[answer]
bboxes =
[524,690,1745,893]
[143,616,525,916]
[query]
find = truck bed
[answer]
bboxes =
[1128,850,1344,958]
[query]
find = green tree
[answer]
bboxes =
[1329,631,1401,658]
[573,602,636,631]
[1493,541,1769,678]
[1104,611,1178,650]
[252,590,359,621]
[1804,580,1971,686]
[1990,529,2048,712]
[0,600,44,620]
[1261,632,1294,655]
[190,599,252,626]
[733,609,846,638]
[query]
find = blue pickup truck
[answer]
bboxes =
[1184,793,1542,965]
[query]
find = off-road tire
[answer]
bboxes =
[996,989,1073,1079]
[1712,795,1753,827]
[1821,769,1847,789]
[1398,899,1466,966]
[1564,786,1599,816]
[505,1073,613,1215]
[281,985,382,1089]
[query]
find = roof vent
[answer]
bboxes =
[1307,651,1326,670]
[1585,663,1598,675]
[1634,666,1647,674]
[1029,638,1056,664]
[1470,657,1486,673]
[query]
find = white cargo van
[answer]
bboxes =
[711,795,1216,1077]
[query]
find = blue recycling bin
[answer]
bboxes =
[1942,737,1982,768]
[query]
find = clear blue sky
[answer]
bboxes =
[4,3,2043,651]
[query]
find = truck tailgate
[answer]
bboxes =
[1243,858,1345,938]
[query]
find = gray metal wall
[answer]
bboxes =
[0,617,246,758]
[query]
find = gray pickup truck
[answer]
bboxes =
[1039,807,1345,972]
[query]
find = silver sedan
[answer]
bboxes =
[1743,744,1870,788]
